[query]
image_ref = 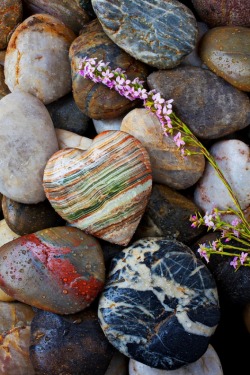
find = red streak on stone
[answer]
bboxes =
[20,234,103,301]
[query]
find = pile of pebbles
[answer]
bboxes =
[0,0,249,374]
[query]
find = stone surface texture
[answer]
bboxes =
[147,66,250,139]
[98,238,220,370]
[4,14,75,104]
[121,108,205,189]
[191,0,250,27]
[0,301,35,375]
[44,131,152,246]
[29,308,114,375]
[0,227,105,314]
[0,0,23,50]
[199,26,250,92]
[70,19,149,119]
[0,91,59,204]
[194,140,250,217]
[93,117,123,134]
[55,129,93,151]
[22,0,89,34]
[0,65,10,99]
[92,0,198,69]
[129,344,223,375]
[2,196,65,235]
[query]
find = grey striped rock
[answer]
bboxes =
[92,0,198,69]
[98,238,220,370]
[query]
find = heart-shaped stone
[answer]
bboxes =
[43,131,152,245]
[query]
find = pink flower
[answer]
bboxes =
[173,132,185,148]
[197,244,210,263]
[190,214,199,228]
[203,212,215,228]
[212,241,218,250]
[231,218,241,227]
[240,252,248,265]
[230,256,238,270]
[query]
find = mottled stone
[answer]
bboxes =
[93,117,123,134]
[0,227,105,314]
[4,14,75,104]
[105,352,129,375]
[98,238,220,370]
[92,0,197,69]
[76,0,95,18]
[147,66,250,139]
[0,91,59,204]
[30,308,114,375]
[129,344,223,375]
[0,301,35,375]
[194,140,250,218]
[55,129,93,151]
[191,0,250,27]
[46,93,91,136]
[0,0,23,50]
[121,109,205,189]
[2,196,65,236]
[22,0,89,34]
[0,65,10,99]
[200,26,250,92]
[134,184,205,244]
[0,50,5,65]
[69,19,149,119]
[44,131,152,246]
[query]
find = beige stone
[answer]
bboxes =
[55,129,92,150]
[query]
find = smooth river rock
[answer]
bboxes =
[0,227,105,314]
[22,0,89,34]
[0,65,10,99]
[0,0,23,50]
[44,131,152,246]
[0,301,35,375]
[199,26,250,92]
[2,195,65,235]
[4,14,75,104]
[70,19,149,120]
[98,238,220,370]
[29,308,114,375]
[93,117,123,134]
[121,108,205,189]
[92,0,197,69]
[129,344,223,375]
[194,139,250,217]
[191,0,250,27]
[0,91,59,204]
[55,129,93,151]
[147,66,250,139]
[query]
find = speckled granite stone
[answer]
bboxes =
[98,238,220,370]
[92,0,197,69]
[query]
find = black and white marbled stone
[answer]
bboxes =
[92,0,198,69]
[98,238,220,370]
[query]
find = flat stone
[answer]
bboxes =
[4,14,75,104]
[44,131,152,246]
[134,183,205,244]
[98,238,220,370]
[129,344,223,375]
[92,0,197,69]
[69,19,149,120]
[194,139,250,217]
[29,308,114,374]
[2,195,65,236]
[199,26,250,92]
[22,0,89,34]
[191,0,250,27]
[0,65,10,99]
[0,91,59,204]
[0,0,23,50]
[55,129,93,151]
[93,117,123,134]
[0,227,105,314]
[46,93,91,136]
[0,301,35,375]
[147,66,250,139]
[121,109,205,189]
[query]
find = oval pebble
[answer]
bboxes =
[98,238,220,370]
[0,227,105,314]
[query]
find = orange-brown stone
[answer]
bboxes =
[0,0,22,50]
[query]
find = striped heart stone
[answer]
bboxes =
[43,131,152,246]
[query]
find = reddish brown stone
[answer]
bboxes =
[0,0,23,50]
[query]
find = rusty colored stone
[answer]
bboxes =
[0,65,10,99]
[199,26,250,92]
[70,19,149,120]
[0,0,23,50]
[22,0,89,34]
